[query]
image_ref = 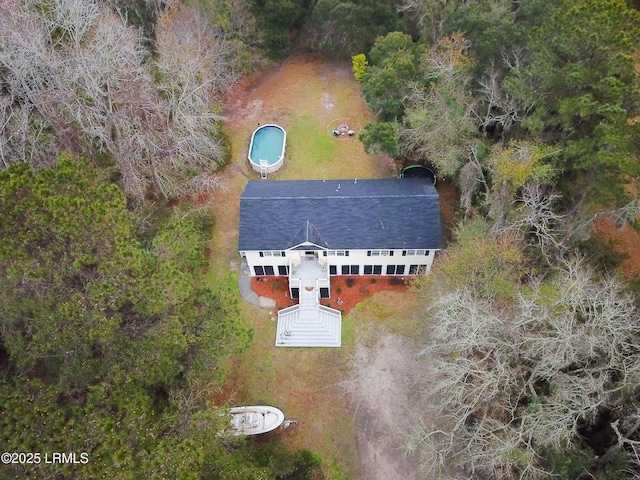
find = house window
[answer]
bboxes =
[329,250,349,257]
[278,265,288,276]
[262,251,272,257]
[403,249,428,256]
[373,265,382,275]
[341,265,349,275]
[387,265,405,275]
[364,265,373,275]
[330,265,337,275]
[277,251,286,257]
[350,265,359,275]
[254,265,275,275]
[409,265,427,275]
[368,250,380,256]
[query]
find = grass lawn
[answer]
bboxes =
[207,53,396,480]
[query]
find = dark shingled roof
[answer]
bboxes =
[238,178,442,251]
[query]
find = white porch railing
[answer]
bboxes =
[277,254,340,347]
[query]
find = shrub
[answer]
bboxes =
[346,278,355,288]
[389,276,403,286]
[352,53,368,82]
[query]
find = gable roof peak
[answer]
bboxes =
[288,219,329,249]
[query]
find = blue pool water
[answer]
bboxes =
[249,125,286,166]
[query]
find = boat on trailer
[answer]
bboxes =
[228,406,286,436]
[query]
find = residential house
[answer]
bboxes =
[238,177,442,347]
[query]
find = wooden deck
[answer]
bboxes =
[276,256,341,347]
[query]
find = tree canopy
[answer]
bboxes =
[357,0,640,202]
[412,222,640,479]
[305,0,406,56]
[0,1,246,200]
[506,0,640,178]
[0,155,260,478]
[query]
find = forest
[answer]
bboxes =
[1,0,640,479]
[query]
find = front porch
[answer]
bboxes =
[275,254,342,347]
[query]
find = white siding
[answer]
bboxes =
[243,247,437,277]
[243,250,289,276]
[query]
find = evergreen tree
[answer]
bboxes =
[0,155,257,478]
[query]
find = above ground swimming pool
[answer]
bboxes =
[248,124,286,174]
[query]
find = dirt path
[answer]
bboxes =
[348,330,425,479]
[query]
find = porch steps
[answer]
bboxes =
[276,256,341,347]
[275,304,342,347]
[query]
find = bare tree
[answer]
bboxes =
[40,0,102,45]
[482,142,562,260]
[151,4,244,198]
[458,151,485,217]
[475,67,525,138]
[413,255,640,478]
[0,2,62,167]
[401,33,478,178]
[189,0,262,50]
[559,197,640,253]
[396,0,446,43]
[1,0,242,200]
[57,11,160,198]
[501,182,567,260]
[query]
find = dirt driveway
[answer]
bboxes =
[349,330,426,479]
